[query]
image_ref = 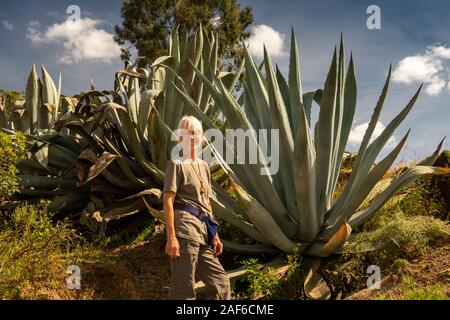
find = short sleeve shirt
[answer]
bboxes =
[163,158,214,245]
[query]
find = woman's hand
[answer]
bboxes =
[212,234,223,257]
[165,236,180,259]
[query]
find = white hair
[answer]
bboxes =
[177,115,203,133]
[175,116,204,158]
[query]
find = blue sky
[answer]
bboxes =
[0,0,449,162]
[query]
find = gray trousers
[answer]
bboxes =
[168,238,231,300]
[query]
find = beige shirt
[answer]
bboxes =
[163,158,214,245]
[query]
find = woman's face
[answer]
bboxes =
[178,124,203,154]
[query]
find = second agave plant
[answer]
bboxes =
[174,29,449,297]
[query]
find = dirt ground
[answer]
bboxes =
[78,234,449,300]
[81,235,171,299]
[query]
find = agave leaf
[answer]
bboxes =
[316,47,338,215]
[276,65,291,127]
[105,102,164,183]
[41,65,58,105]
[189,60,225,109]
[227,56,244,92]
[141,196,164,221]
[360,85,422,174]
[120,188,162,203]
[288,28,303,137]
[329,66,393,222]
[25,64,41,132]
[243,83,262,131]
[304,259,331,300]
[221,240,279,255]
[263,46,297,216]
[48,193,89,214]
[294,99,319,242]
[349,166,450,228]
[17,175,80,191]
[101,137,147,186]
[325,129,411,234]
[327,36,345,207]
[341,130,410,220]
[56,70,62,112]
[82,151,118,185]
[127,67,141,124]
[148,106,169,170]
[116,69,146,78]
[152,67,166,93]
[163,29,180,127]
[151,56,174,68]
[210,195,271,245]
[40,65,58,128]
[329,53,357,199]
[306,222,352,257]
[102,198,145,222]
[229,177,299,253]
[33,143,49,169]
[137,89,160,138]
[243,46,271,129]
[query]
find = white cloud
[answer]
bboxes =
[348,121,396,147]
[26,18,121,65]
[392,45,450,96]
[2,20,14,30]
[245,24,286,59]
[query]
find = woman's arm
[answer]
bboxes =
[163,191,180,258]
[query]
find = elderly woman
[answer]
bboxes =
[163,115,231,300]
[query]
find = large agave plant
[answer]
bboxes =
[173,29,449,297]
[0,65,71,133]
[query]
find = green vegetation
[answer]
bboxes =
[232,258,281,300]
[351,214,448,267]
[114,0,253,67]
[376,276,449,300]
[0,203,101,299]
[0,131,26,200]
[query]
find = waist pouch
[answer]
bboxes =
[174,202,219,246]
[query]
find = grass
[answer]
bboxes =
[0,202,103,299]
[363,214,448,264]
[231,258,281,300]
[375,276,449,300]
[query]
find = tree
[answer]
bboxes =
[114,0,253,68]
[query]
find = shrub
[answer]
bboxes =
[0,131,25,201]
[0,203,88,299]
[232,258,281,300]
